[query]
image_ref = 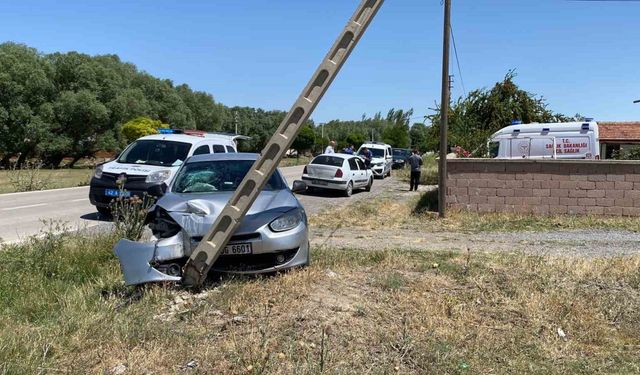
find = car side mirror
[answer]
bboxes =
[291,180,307,193]
[148,182,168,198]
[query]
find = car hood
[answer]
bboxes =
[156,189,300,237]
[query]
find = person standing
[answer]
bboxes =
[325,140,336,154]
[360,146,373,168]
[407,149,423,191]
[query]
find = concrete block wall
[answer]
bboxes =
[447,159,640,216]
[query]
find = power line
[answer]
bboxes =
[450,24,466,97]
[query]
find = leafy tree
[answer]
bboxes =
[121,117,169,143]
[0,43,55,166]
[345,132,367,149]
[425,71,575,155]
[409,123,430,152]
[52,90,110,166]
[292,124,315,156]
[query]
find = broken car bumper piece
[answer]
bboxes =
[113,239,182,285]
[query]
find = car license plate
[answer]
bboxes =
[313,179,328,186]
[105,189,131,198]
[222,243,253,255]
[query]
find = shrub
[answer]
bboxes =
[121,117,169,143]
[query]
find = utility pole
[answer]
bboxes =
[181,0,385,286]
[438,0,451,218]
[234,111,239,134]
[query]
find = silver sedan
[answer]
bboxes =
[114,153,310,285]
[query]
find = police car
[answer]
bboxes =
[89,129,247,216]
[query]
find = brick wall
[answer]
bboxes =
[447,159,640,216]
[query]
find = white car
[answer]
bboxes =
[90,129,247,216]
[301,154,373,197]
[357,142,393,178]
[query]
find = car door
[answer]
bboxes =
[355,158,369,185]
[348,158,362,187]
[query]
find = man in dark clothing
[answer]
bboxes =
[360,147,373,168]
[407,149,423,191]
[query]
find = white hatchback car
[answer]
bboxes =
[302,154,373,196]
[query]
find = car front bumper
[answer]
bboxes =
[371,165,385,176]
[114,221,310,285]
[89,176,160,208]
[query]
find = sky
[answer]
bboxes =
[0,0,638,124]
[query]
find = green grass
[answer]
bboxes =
[1,228,639,373]
[0,168,93,194]
[395,154,439,185]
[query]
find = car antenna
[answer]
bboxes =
[181,0,385,286]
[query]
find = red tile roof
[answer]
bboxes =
[598,122,640,142]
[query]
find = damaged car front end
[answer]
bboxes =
[113,153,310,286]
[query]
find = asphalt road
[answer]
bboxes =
[0,165,394,243]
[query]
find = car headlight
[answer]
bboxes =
[269,210,304,232]
[94,165,103,179]
[146,170,172,184]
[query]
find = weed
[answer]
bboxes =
[109,182,155,241]
[7,160,52,192]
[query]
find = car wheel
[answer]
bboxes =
[344,181,353,197]
[365,177,373,192]
[97,206,111,217]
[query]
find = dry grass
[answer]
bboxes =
[278,155,311,168]
[1,225,639,373]
[0,168,93,194]
[310,194,640,233]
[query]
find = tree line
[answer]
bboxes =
[1,42,577,166]
[0,42,299,167]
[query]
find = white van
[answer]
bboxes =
[356,141,393,178]
[489,121,600,160]
[89,129,247,215]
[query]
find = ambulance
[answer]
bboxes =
[489,121,600,160]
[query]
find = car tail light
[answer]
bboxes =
[303,166,308,174]
[335,169,343,178]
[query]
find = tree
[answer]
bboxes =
[425,71,575,155]
[51,90,109,166]
[121,117,169,143]
[409,123,430,152]
[292,124,315,157]
[345,132,367,148]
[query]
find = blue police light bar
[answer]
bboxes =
[584,117,594,122]
[158,128,175,134]
[542,128,550,132]
[511,120,522,125]
[581,123,590,130]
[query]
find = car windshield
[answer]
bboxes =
[118,140,190,166]
[359,148,384,158]
[311,155,344,167]
[393,149,409,158]
[173,160,284,193]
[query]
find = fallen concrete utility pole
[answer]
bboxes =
[182,0,385,286]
